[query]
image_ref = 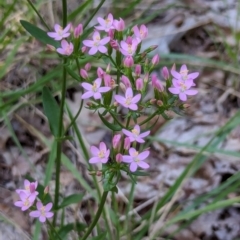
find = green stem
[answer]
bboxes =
[83,0,106,28]
[47,220,63,240]
[139,110,159,126]
[81,191,109,240]
[26,0,50,30]
[53,0,68,226]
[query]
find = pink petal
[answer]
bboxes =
[130,162,138,172]
[180,64,187,72]
[98,87,111,93]
[94,78,102,87]
[172,79,181,88]
[62,33,71,38]
[81,91,94,99]
[98,46,107,53]
[179,93,187,101]
[169,87,180,94]
[54,24,61,32]
[39,216,46,223]
[63,23,71,33]
[47,32,57,38]
[99,142,107,152]
[29,210,41,218]
[24,179,30,187]
[188,72,199,79]
[36,201,43,210]
[95,26,105,31]
[93,92,101,99]
[135,137,145,143]
[129,148,136,156]
[89,47,98,55]
[171,70,181,79]
[122,129,132,138]
[101,157,109,164]
[56,48,65,55]
[185,89,198,95]
[45,202,53,212]
[125,88,133,98]
[132,26,139,37]
[90,146,99,156]
[129,103,138,110]
[122,155,133,163]
[83,40,94,47]
[100,37,110,45]
[107,13,113,22]
[134,125,140,132]
[93,31,100,40]
[114,95,126,105]
[139,130,150,138]
[131,94,141,103]
[46,212,54,218]
[14,201,23,207]
[105,149,110,158]
[137,161,149,169]
[61,39,68,48]
[138,151,149,160]
[97,17,106,26]
[89,157,100,164]
[82,82,92,91]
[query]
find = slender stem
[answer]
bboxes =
[81,191,109,240]
[139,110,159,126]
[47,220,63,240]
[26,0,50,30]
[53,0,68,226]
[83,0,106,28]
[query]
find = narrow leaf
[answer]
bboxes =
[98,112,121,131]
[58,193,84,209]
[58,223,86,239]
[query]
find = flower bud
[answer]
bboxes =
[85,63,91,71]
[108,29,115,39]
[136,78,143,91]
[113,101,119,107]
[74,23,83,38]
[44,186,49,194]
[157,100,163,106]
[124,56,134,67]
[143,73,149,83]
[46,44,55,52]
[106,63,111,74]
[152,54,160,66]
[110,40,119,50]
[150,98,156,104]
[124,137,131,150]
[119,82,126,92]
[96,171,102,176]
[104,74,111,87]
[121,75,131,88]
[97,67,105,78]
[183,104,190,109]
[152,74,164,92]
[162,66,169,80]
[81,46,87,53]
[80,69,88,79]
[135,64,141,76]
[116,153,123,163]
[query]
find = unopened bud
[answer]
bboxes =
[106,63,111,74]
[119,82,126,92]
[96,171,102,177]
[162,66,169,80]
[108,29,115,39]
[183,104,190,109]
[44,186,49,194]
[152,54,160,66]
[116,153,123,163]
[86,102,93,107]
[85,63,91,71]
[110,40,119,50]
[97,67,105,78]
[104,74,111,87]
[121,75,131,88]
[150,98,156,104]
[143,73,149,83]
[124,137,131,150]
[112,134,121,149]
[46,44,55,51]
[113,101,119,107]
[157,100,163,106]
[136,78,143,91]
[74,23,83,38]
[81,46,87,53]
[80,69,88,79]
[113,18,125,31]
[135,64,141,76]
[123,56,134,67]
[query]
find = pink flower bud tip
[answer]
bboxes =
[74,23,83,38]
[136,78,143,91]
[116,153,123,163]
[152,54,160,66]
[162,66,169,80]
[80,69,88,79]
[124,56,134,67]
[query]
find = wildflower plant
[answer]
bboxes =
[18,1,199,239]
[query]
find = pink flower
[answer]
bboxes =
[89,142,110,164]
[83,32,110,55]
[152,54,160,66]
[116,153,123,163]
[135,65,141,76]
[168,79,198,101]
[85,63,91,71]
[74,23,83,38]
[124,137,131,150]
[113,18,125,31]
[57,40,73,56]
[122,125,150,143]
[114,88,141,110]
[123,148,150,172]
[171,64,199,84]
[97,67,105,78]
[132,25,148,42]
[123,56,134,67]
[47,23,71,41]
[95,13,115,32]
[29,202,54,223]
[16,179,38,197]
[136,78,143,91]
[14,192,36,211]
[120,39,139,56]
[151,74,164,91]
[162,66,169,80]
[81,78,110,100]
[80,69,88,79]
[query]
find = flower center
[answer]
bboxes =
[125,96,132,105]
[180,69,188,80]
[127,45,133,54]
[133,151,140,162]
[57,27,63,35]
[92,82,98,92]
[131,128,139,136]
[98,150,105,158]
[179,82,187,92]
[24,198,30,206]
[40,206,45,215]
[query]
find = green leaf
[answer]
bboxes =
[42,87,61,137]
[111,186,118,193]
[58,193,84,209]
[98,112,122,131]
[88,232,107,240]
[132,171,149,176]
[65,66,81,82]
[68,0,92,21]
[58,223,86,239]
[20,20,59,48]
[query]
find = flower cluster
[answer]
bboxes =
[14,179,53,223]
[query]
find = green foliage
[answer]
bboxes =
[58,194,84,209]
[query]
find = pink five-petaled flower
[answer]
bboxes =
[171,64,199,85]
[14,192,36,211]
[120,39,139,56]
[81,78,110,100]
[122,125,150,143]
[132,25,148,42]
[123,148,150,172]
[57,40,73,56]
[83,31,110,55]
[114,88,141,110]
[89,142,110,164]
[47,23,71,41]
[168,79,198,101]
[95,13,115,32]
[29,202,54,223]
[16,179,38,197]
